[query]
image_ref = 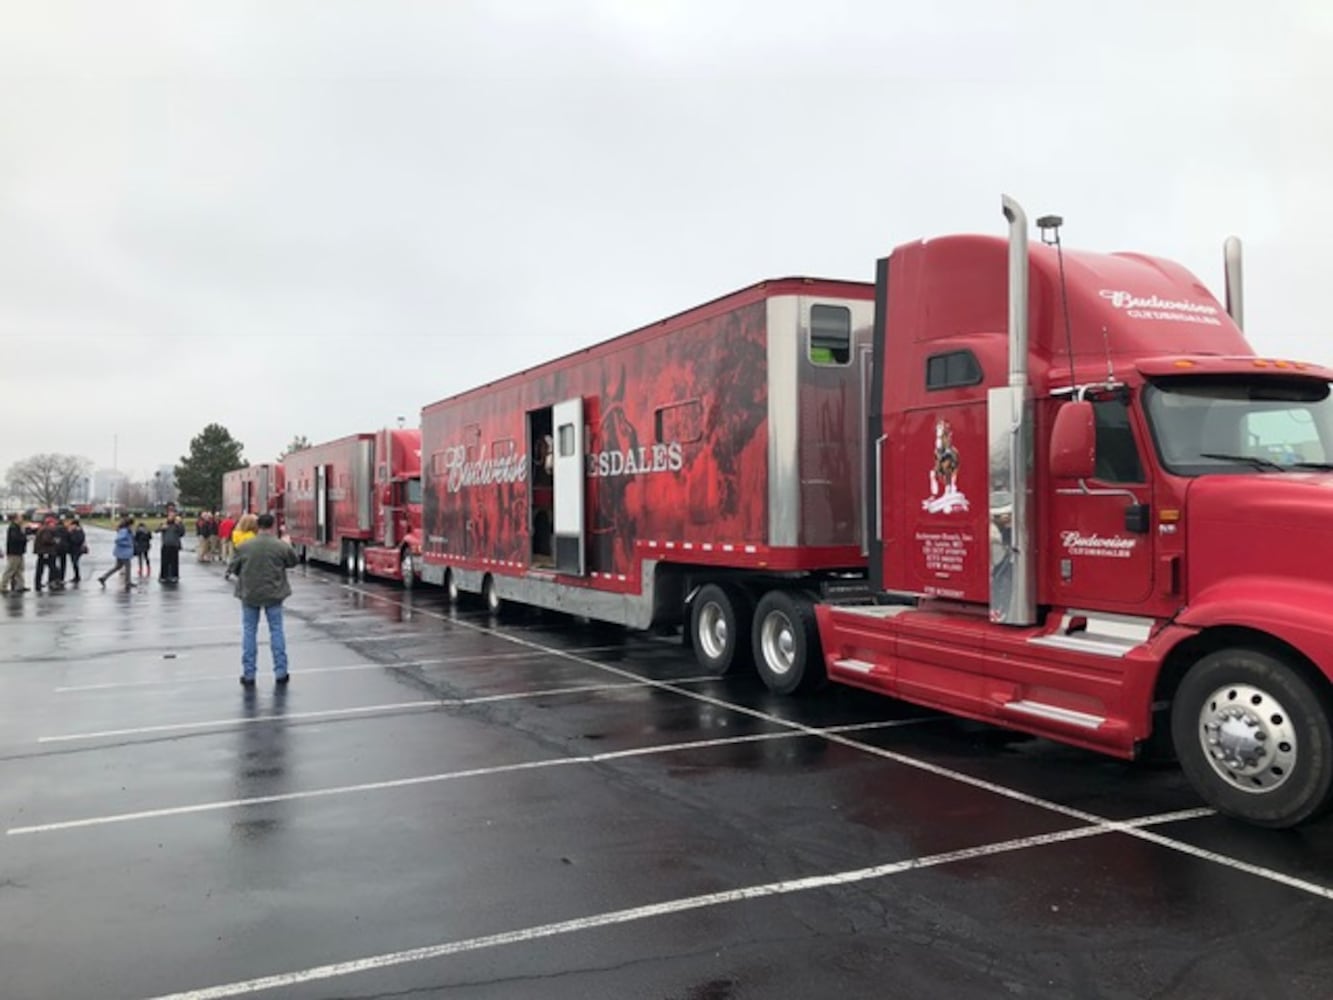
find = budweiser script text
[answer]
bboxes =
[439,441,684,493]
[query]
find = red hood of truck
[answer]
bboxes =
[1187,473,1333,595]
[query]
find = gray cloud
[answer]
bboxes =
[2,0,1330,483]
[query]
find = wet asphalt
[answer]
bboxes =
[2,528,1332,1000]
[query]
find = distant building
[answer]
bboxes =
[93,468,127,506]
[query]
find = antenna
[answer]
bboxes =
[1037,214,1077,394]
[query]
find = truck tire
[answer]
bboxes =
[1172,647,1333,827]
[400,549,415,590]
[690,583,752,677]
[444,569,460,605]
[752,590,825,695]
[483,574,503,616]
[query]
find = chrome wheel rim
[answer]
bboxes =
[697,602,728,661]
[759,610,796,677]
[1197,682,1298,793]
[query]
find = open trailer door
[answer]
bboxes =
[552,397,585,576]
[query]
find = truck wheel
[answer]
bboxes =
[400,549,415,590]
[483,575,503,616]
[1172,648,1333,827]
[444,569,459,605]
[690,584,752,677]
[752,590,825,695]
[355,543,366,581]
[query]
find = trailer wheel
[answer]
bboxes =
[482,574,503,616]
[752,590,825,695]
[690,584,752,677]
[1172,648,1333,827]
[339,540,351,576]
[400,549,415,590]
[444,569,460,605]
[355,543,366,581]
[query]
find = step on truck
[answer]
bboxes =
[282,428,423,585]
[810,195,1333,827]
[418,277,877,673]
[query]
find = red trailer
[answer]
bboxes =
[221,463,285,522]
[420,277,876,673]
[282,429,422,584]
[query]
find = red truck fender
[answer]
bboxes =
[1177,576,1333,681]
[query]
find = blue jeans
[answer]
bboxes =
[241,603,288,679]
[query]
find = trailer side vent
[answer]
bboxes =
[810,304,851,365]
[926,350,982,390]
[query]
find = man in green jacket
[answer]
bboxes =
[225,513,298,688]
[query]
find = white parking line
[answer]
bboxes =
[53,645,635,692]
[37,676,720,744]
[340,584,1333,904]
[141,807,1209,1000]
[8,720,915,836]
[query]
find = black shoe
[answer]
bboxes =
[239,676,256,688]
[275,673,291,686]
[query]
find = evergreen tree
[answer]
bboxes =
[175,424,244,510]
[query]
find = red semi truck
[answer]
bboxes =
[221,463,285,522]
[417,200,1333,827]
[808,197,1333,827]
[282,429,423,584]
[419,277,877,673]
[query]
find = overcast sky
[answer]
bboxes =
[2,1,1329,485]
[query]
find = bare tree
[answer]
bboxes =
[279,434,311,460]
[5,454,93,508]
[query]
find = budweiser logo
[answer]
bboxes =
[1099,289,1222,326]
[1060,530,1136,558]
[442,445,527,494]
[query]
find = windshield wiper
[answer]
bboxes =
[1292,461,1333,471]
[1197,452,1285,471]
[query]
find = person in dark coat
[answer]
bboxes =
[50,517,70,589]
[159,513,185,583]
[33,515,58,592]
[2,513,31,593]
[133,521,153,577]
[66,518,87,584]
[225,513,298,687]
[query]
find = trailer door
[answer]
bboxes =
[552,397,585,576]
[315,464,329,544]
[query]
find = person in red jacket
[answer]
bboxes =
[219,513,236,562]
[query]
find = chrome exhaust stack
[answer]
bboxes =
[1224,236,1244,330]
[988,195,1036,626]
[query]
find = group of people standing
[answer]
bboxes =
[2,513,87,592]
[98,513,189,588]
[5,505,297,687]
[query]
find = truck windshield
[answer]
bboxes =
[1143,376,1333,476]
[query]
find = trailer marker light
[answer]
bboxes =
[1173,360,1195,368]
[1159,509,1181,523]
[1253,360,1269,368]
[1275,360,1293,369]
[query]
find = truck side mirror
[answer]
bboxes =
[1050,401,1096,480]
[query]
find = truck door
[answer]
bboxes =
[1046,396,1154,606]
[552,397,585,576]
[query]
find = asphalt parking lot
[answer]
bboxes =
[2,529,1332,1000]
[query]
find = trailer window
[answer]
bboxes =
[809,304,851,365]
[558,424,576,457]
[655,400,703,444]
[926,350,982,390]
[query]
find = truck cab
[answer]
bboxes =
[813,197,1333,827]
